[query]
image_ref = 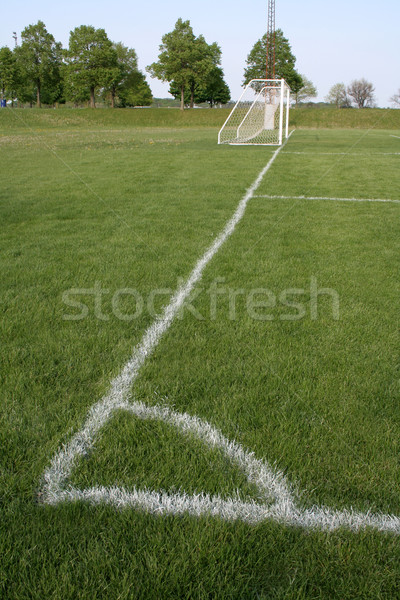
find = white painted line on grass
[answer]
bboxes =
[40,130,400,534]
[44,399,400,534]
[390,135,400,139]
[40,134,293,505]
[282,151,400,156]
[254,194,400,204]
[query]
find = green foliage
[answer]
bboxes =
[0,47,17,102]
[104,42,152,107]
[65,26,119,108]
[193,66,231,107]
[5,18,225,111]
[116,70,152,107]
[147,18,196,110]
[14,21,63,106]
[293,75,317,106]
[147,18,224,110]
[186,36,221,107]
[169,66,230,108]
[244,29,303,93]
[325,83,350,108]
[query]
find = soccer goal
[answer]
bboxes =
[218,79,290,146]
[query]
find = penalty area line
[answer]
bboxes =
[40,131,294,504]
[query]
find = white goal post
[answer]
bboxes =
[218,79,290,146]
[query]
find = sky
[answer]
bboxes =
[1,0,399,107]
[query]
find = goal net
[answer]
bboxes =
[218,79,290,146]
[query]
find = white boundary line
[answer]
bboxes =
[40,134,292,505]
[40,130,400,534]
[282,151,400,156]
[390,135,400,139]
[254,194,400,204]
[44,400,400,533]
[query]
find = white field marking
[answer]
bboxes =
[40,134,293,503]
[390,135,400,139]
[282,151,400,156]
[44,399,400,534]
[254,194,400,204]
[40,129,400,534]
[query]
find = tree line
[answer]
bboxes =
[3,19,391,110]
[325,80,376,109]
[326,81,400,109]
[0,19,310,110]
[0,21,152,108]
[0,19,233,109]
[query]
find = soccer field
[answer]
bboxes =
[1,114,400,598]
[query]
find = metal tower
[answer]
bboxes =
[266,0,276,80]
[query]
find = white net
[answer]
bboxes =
[218,79,290,146]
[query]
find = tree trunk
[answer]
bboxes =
[36,80,41,108]
[111,89,115,109]
[190,82,194,109]
[180,85,184,111]
[90,87,96,108]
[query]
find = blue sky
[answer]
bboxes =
[1,0,399,107]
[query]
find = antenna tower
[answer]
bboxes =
[266,0,276,80]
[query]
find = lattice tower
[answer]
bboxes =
[266,0,276,80]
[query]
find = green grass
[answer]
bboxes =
[0,106,231,131]
[1,105,400,132]
[1,112,400,598]
[290,106,400,129]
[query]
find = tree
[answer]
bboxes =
[147,19,195,111]
[63,74,90,107]
[325,83,349,108]
[107,42,135,108]
[0,47,17,103]
[169,65,230,107]
[116,70,152,107]
[187,37,221,108]
[293,75,317,106]
[193,66,230,107]
[390,89,400,107]
[104,43,152,108]
[65,26,118,108]
[15,21,62,107]
[347,78,375,108]
[147,18,220,110]
[243,29,303,94]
